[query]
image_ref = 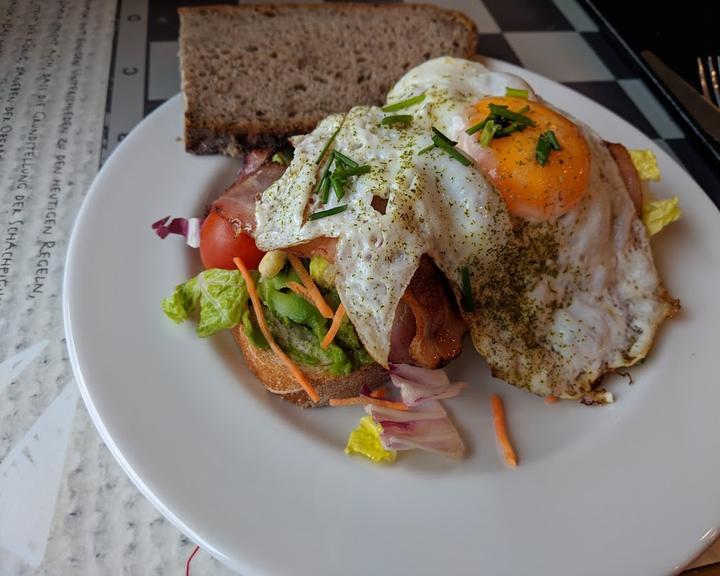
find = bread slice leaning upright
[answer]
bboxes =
[178,3,478,157]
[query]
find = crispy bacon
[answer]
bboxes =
[210,153,466,369]
[606,142,642,216]
[211,158,286,235]
[390,256,467,368]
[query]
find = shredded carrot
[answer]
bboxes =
[233,257,320,403]
[369,387,387,399]
[287,254,334,319]
[491,394,517,469]
[286,280,316,305]
[321,303,346,349]
[329,396,409,411]
[545,396,558,404]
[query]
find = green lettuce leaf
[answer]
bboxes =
[162,268,253,337]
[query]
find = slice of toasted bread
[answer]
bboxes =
[179,3,478,157]
[232,324,388,408]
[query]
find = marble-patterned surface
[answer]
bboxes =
[14,405,236,575]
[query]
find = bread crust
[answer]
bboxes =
[179,3,478,157]
[232,324,389,408]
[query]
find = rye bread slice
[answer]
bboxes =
[179,3,478,157]
[232,324,388,408]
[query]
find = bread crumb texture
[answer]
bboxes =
[179,4,477,155]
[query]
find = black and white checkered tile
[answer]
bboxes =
[102,0,719,200]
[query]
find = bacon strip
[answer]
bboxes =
[606,142,642,216]
[391,256,467,369]
[211,160,286,235]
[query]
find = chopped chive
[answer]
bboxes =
[479,119,499,147]
[431,127,457,146]
[382,92,426,113]
[518,105,530,114]
[418,143,436,155]
[381,114,413,126]
[505,87,529,99]
[460,267,475,312]
[330,174,345,200]
[431,134,471,166]
[332,150,358,168]
[535,134,552,166]
[465,118,489,135]
[313,159,333,197]
[320,174,331,203]
[309,205,348,220]
[489,103,535,126]
[315,123,342,164]
[334,165,371,179]
[545,130,561,151]
[536,131,562,166]
[496,122,526,138]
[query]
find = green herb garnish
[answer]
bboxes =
[460,267,475,312]
[315,149,370,203]
[496,122,524,137]
[505,87,529,99]
[465,118,488,136]
[313,159,333,197]
[465,103,533,145]
[430,127,471,166]
[535,130,561,166]
[479,120,499,147]
[309,205,348,221]
[545,130,561,151]
[330,174,345,200]
[334,165,371,179]
[431,127,456,146]
[315,123,343,164]
[488,103,535,126]
[332,150,358,169]
[320,173,331,203]
[536,136,551,166]
[381,114,413,126]
[418,143,436,155]
[382,92,426,113]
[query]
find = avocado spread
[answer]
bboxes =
[249,258,372,375]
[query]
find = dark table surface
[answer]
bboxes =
[582,0,720,207]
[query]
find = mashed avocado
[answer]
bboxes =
[254,262,372,374]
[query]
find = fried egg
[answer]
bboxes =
[255,57,675,402]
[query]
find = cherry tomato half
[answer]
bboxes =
[199,211,265,270]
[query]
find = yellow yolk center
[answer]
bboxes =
[466,96,590,221]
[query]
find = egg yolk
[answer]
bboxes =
[466,96,590,221]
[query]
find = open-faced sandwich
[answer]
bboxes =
[157,5,680,462]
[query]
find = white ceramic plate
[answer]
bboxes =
[64,59,720,576]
